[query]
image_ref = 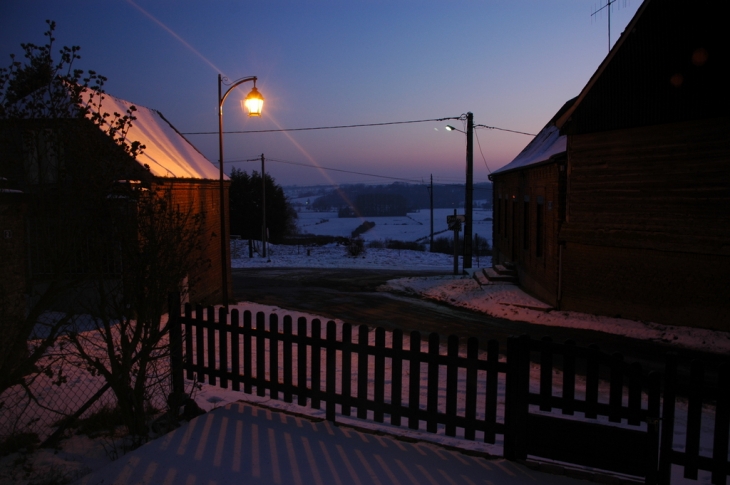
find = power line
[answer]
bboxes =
[228,156,424,183]
[474,128,492,174]
[475,124,536,136]
[182,117,460,135]
[228,156,493,185]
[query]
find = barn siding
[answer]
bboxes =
[492,159,565,306]
[155,180,230,305]
[560,242,730,331]
[560,117,730,329]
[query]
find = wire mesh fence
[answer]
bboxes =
[0,313,172,445]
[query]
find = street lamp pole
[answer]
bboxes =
[446,112,474,272]
[465,112,474,270]
[218,74,264,305]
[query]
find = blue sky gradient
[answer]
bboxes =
[0,0,642,186]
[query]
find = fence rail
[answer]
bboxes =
[169,296,730,485]
[177,302,506,444]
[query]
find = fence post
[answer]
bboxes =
[646,371,661,485]
[712,363,730,485]
[504,334,529,460]
[168,292,186,416]
[658,353,677,485]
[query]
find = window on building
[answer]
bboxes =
[523,196,530,251]
[22,129,63,184]
[496,196,501,235]
[536,198,544,258]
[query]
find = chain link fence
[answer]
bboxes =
[0,313,172,447]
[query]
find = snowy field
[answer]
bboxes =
[294,207,493,246]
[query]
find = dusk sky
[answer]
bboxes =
[0,1,642,187]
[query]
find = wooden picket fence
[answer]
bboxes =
[167,295,730,485]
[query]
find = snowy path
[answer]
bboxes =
[73,401,586,485]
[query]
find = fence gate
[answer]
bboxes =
[504,335,661,485]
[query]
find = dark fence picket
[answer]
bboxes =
[195,305,205,383]
[562,339,576,416]
[712,363,730,485]
[374,328,386,423]
[243,311,252,394]
[297,317,307,406]
[408,331,421,430]
[282,316,293,403]
[341,324,352,416]
[628,362,642,426]
[206,306,216,385]
[230,309,240,392]
[609,352,624,423]
[391,329,403,427]
[184,303,194,380]
[218,307,228,389]
[269,314,279,400]
[256,312,266,397]
[585,344,600,419]
[426,333,440,433]
[168,293,184,399]
[658,353,678,485]
[485,339,499,444]
[445,335,459,437]
[540,337,553,412]
[311,319,322,409]
[464,337,478,441]
[685,360,705,480]
[357,325,369,419]
[326,321,337,422]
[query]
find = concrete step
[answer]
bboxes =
[482,267,518,283]
[494,264,517,276]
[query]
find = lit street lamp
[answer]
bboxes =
[218,75,264,305]
[445,111,474,271]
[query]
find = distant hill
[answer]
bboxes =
[286,182,492,211]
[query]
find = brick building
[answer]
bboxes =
[491,0,729,330]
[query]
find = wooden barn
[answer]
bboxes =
[490,100,573,306]
[491,0,729,330]
[0,88,230,311]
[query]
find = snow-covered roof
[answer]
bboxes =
[82,91,220,180]
[491,97,577,176]
[491,124,565,175]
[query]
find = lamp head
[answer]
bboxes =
[242,86,264,117]
[445,125,456,131]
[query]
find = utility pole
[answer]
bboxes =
[464,112,474,270]
[261,153,266,258]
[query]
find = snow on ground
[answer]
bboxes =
[293,208,493,245]
[233,239,730,356]
[2,212,727,484]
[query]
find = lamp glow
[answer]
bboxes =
[445,125,455,131]
[243,87,264,116]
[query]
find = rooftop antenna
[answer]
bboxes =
[591,0,623,53]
